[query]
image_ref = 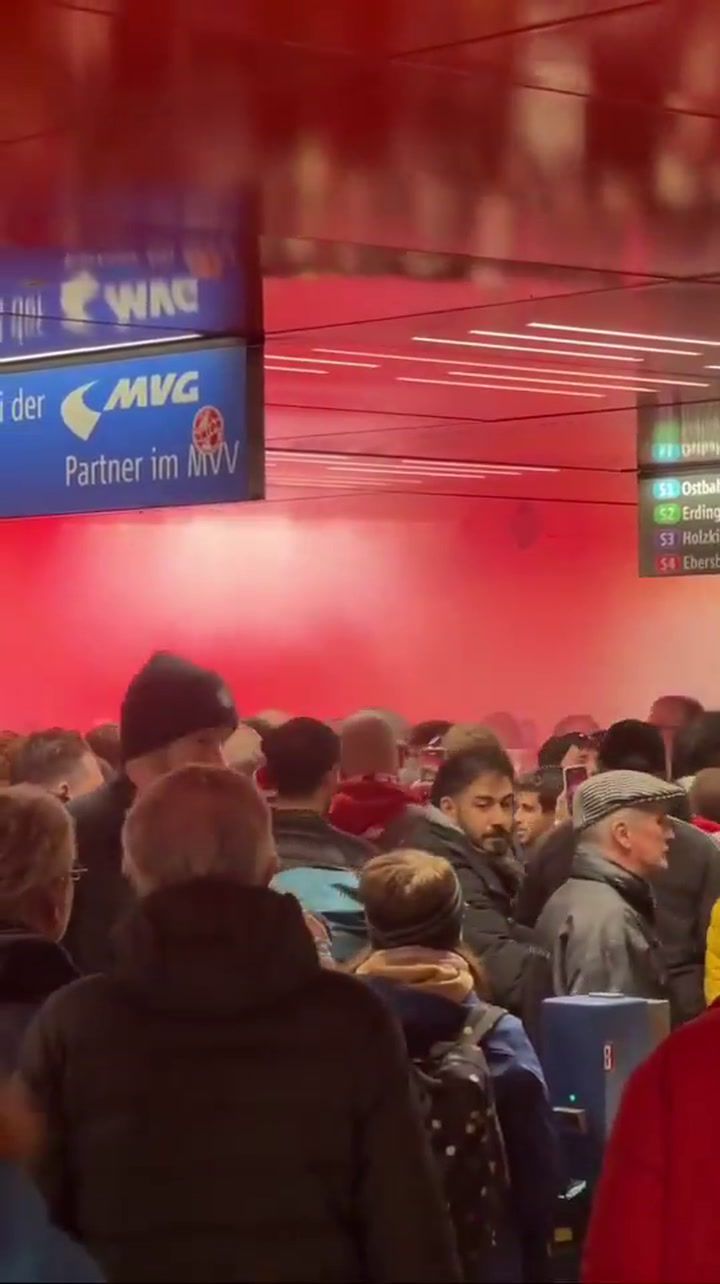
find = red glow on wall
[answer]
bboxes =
[0,493,716,737]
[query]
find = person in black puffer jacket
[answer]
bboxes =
[380,746,551,1045]
[20,765,460,1284]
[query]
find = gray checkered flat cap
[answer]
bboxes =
[572,769,685,832]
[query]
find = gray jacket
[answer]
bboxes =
[536,844,666,1000]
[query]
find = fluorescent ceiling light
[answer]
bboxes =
[529,322,720,346]
[0,332,202,365]
[397,375,604,398]
[467,329,700,356]
[265,354,378,368]
[327,462,522,478]
[448,370,652,393]
[265,365,328,374]
[705,365,720,371]
[268,449,560,474]
[312,348,707,386]
[413,336,642,362]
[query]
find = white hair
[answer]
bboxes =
[583,807,652,846]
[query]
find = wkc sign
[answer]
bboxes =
[0,245,249,357]
[0,343,260,517]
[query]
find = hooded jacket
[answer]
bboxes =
[0,930,77,1073]
[330,776,412,841]
[19,877,460,1284]
[378,807,551,1040]
[516,817,720,1023]
[535,844,666,1000]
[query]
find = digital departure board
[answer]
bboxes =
[638,399,720,578]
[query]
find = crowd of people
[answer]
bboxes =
[0,660,717,1282]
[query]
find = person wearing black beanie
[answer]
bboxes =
[64,653,238,975]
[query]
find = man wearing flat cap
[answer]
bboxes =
[536,771,684,1000]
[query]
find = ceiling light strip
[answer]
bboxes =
[268,452,559,475]
[312,347,706,386]
[397,375,604,398]
[265,355,379,368]
[412,337,642,363]
[265,366,328,374]
[467,329,701,356]
[326,463,524,478]
[447,370,653,393]
[528,322,720,346]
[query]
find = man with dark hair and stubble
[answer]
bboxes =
[264,717,373,870]
[10,730,104,803]
[381,745,551,1037]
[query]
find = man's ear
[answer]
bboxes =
[439,796,455,818]
[55,782,71,805]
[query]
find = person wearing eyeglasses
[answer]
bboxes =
[0,785,81,1072]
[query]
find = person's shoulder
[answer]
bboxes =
[536,821,575,863]
[28,973,122,1034]
[484,1012,547,1085]
[327,822,375,861]
[310,968,401,1034]
[671,817,720,864]
[69,774,134,823]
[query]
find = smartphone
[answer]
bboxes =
[563,764,589,809]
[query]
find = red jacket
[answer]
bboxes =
[329,776,411,841]
[584,1005,720,1283]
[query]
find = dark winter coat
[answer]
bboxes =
[0,929,77,1073]
[516,818,720,1023]
[272,808,373,870]
[64,775,136,974]
[19,877,460,1284]
[379,809,551,1040]
[365,979,559,1284]
[536,844,666,1001]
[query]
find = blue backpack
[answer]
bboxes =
[271,867,367,963]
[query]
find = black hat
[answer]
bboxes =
[120,652,237,762]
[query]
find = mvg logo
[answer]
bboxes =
[60,271,200,327]
[61,371,199,441]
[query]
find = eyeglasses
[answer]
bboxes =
[68,865,88,883]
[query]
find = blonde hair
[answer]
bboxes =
[360,849,459,930]
[349,847,489,996]
[0,785,74,914]
[122,764,274,895]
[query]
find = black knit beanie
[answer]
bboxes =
[120,652,238,762]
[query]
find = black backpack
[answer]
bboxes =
[412,1004,510,1277]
